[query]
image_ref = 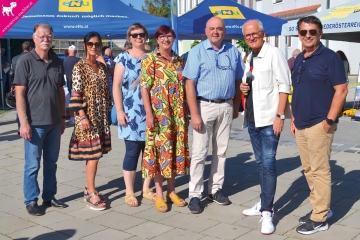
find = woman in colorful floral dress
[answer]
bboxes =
[113,23,154,207]
[68,31,111,211]
[140,25,190,212]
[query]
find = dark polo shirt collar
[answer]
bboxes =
[299,42,325,59]
[29,49,53,64]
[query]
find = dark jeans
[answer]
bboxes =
[248,121,280,212]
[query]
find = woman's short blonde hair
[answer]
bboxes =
[127,23,149,40]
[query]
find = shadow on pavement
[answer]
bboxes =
[15,229,76,240]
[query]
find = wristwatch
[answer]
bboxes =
[325,118,335,125]
[277,114,285,120]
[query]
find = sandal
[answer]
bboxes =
[125,194,139,207]
[85,192,106,211]
[84,187,106,202]
[166,192,186,207]
[142,189,155,202]
[154,197,168,213]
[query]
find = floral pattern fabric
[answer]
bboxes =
[114,52,147,141]
[140,51,190,178]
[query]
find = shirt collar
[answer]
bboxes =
[256,41,269,58]
[204,39,227,52]
[155,48,181,61]
[300,42,325,58]
[30,49,53,63]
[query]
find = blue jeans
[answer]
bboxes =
[248,121,280,212]
[23,124,61,205]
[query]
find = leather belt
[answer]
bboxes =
[197,96,231,103]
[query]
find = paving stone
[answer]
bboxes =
[125,221,174,239]
[132,207,178,222]
[201,222,251,239]
[153,228,205,240]
[28,210,72,226]
[67,206,110,220]
[47,218,106,239]
[0,235,12,240]
[88,212,146,231]
[338,210,360,228]
[0,215,36,235]
[198,202,246,224]
[7,225,65,240]
[158,213,219,233]
[82,228,133,240]
[235,229,287,239]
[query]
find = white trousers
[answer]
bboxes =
[189,99,233,199]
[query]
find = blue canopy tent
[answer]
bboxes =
[177,0,287,40]
[3,0,171,39]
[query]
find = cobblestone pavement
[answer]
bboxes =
[1,110,360,240]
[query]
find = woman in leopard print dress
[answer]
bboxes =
[68,31,111,210]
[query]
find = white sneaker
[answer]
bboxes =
[260,211,275,235]
[242,200,261,216]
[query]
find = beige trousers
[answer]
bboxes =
[189,99,233,199]
[295,122,336,222]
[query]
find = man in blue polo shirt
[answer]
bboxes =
[183,16,243,214]
[290,16,348,235]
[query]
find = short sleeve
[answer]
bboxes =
[327,55,347,86]
[140,54,155,89]
[182,47,201,81]
[114,53,126,67]
[13,57,29,87]
[68,63,87,110]
[235,51,244,80]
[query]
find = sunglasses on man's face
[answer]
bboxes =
[86,42,101,48]
[130,33,146,38]
[299,29,317,36]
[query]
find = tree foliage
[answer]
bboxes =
[142,0,171,18]
[236,39,251,54]
[191,40,201,49]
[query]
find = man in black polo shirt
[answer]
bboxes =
[14,23,68,216]
[290,16,348,235]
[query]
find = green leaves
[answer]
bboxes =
[142,0,171,18]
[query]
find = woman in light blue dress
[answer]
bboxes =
[112,23,154,207]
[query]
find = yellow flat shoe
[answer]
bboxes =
[166,192,186,207]
[154,197,168,213]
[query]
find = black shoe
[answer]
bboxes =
[188,197,201,214]
[207,189,231,205]
[296,219,329,235]
[42,198,68,208]
[299,210,333,224]
[26,202,44,216]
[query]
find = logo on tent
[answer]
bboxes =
[59,0,93,12]
[209,6,245,19]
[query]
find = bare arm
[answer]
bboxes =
[185,79,202,132]
[15,85,32,140]
[112,63,129,127]
[140,86,154,128]
[322,83,348,132]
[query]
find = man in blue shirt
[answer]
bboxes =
[183,16,243,214]
[290,16,348,235]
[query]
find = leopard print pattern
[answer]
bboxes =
[71,59,111,142]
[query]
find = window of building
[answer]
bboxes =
[287,36,291,47]
[273,0,283,4]
[275,36,279,47]
[241,0,245,5]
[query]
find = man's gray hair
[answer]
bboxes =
[33,23,54,35]
[242,19,264,35]
[292,49,301,57]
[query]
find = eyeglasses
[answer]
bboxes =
[216,53,232,70]
[34,35,53,40]
[86,42,101,48]
[299,29,317,36]
[244,30,263,40]
[159,35,174,40]
[297,61,305,83]
[130,33,146,38]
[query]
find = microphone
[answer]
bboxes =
[244,71,252,97]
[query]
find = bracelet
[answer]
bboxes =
[79,115,88,121]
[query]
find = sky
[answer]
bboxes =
[121,0,144,11]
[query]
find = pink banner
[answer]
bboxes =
[0,0,38,38]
